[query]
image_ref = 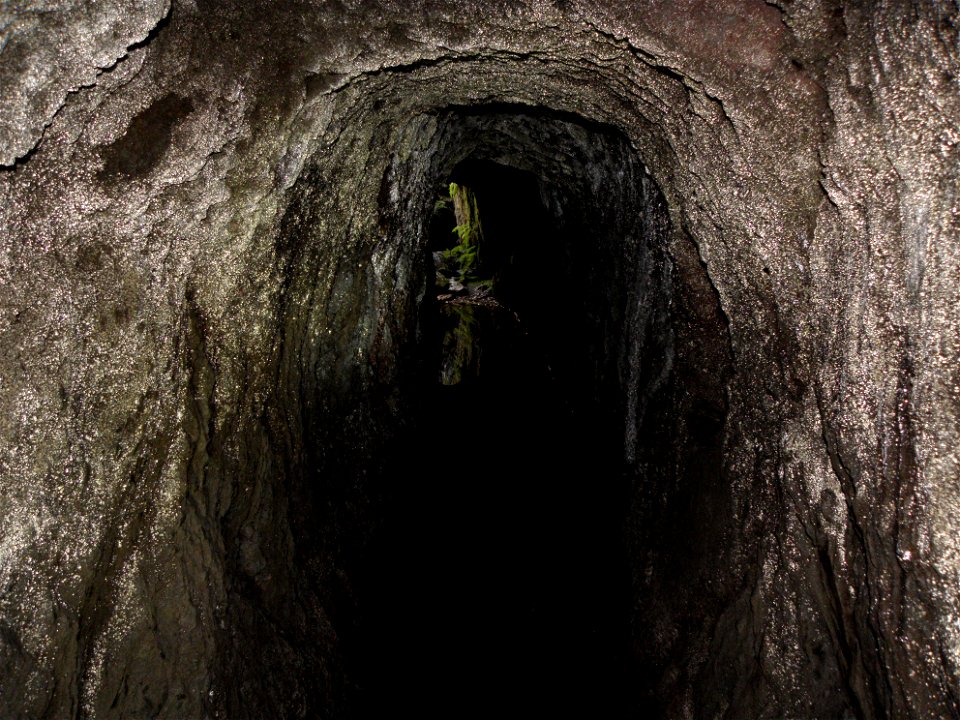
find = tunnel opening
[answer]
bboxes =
[308,108,736,719]
[215,105,735,720]
[351,156,637,717]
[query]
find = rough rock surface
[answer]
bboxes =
[0,1,958,718]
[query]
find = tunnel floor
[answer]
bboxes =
[348,300,634,718]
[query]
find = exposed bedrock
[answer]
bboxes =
[0,1,958,718]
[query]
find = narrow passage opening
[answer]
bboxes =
[207,108,731,720]
[351,158,636,718]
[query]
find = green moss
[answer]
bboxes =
[442,183,486,284]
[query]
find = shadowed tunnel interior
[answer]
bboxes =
[2,3,958,720]
[281,108,733,718]
[354,134,652,717]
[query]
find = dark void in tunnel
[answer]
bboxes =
[202,106,736,720]
[353,159,632,717]
[315,109,735,718]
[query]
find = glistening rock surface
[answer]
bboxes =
[0,1,958,718]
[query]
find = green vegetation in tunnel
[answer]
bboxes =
[346,160,635,718]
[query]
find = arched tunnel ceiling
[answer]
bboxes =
[1,1,959,718]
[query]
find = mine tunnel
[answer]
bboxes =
[347,116,702,718]
[2,3,959,720]
[273,108,733,718]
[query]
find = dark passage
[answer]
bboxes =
[354,313,631,718]
[349,160,635,718]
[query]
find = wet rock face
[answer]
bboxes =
[1,1,958,718]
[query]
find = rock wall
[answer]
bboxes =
[0,1,957,718]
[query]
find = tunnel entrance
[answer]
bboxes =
[351,158,635,717]
[262,107,734,719]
